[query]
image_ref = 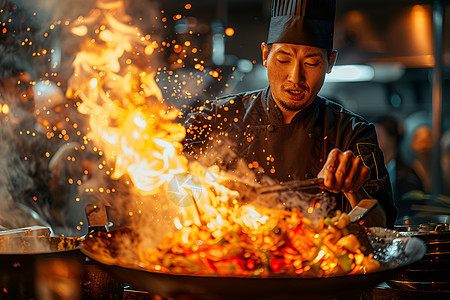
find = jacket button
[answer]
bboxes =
[267,124,275,132]
[308,132,314,138]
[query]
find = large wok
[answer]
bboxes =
[81,227,426,300]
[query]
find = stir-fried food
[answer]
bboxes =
[138,208,380,278]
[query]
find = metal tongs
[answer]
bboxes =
[220,177,324,202]
[257,178,324,195]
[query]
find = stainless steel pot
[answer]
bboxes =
[0,236,84,300]
[389,215,450,290]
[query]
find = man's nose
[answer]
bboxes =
[288,63,304,83]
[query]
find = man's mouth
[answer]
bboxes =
[286,89,306,100]
[289,90,302,95]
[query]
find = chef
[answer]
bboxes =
[183,0,397,228]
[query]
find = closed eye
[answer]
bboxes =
[305,57,322,66]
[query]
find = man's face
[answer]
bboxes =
[262,43,336,112]
[411,125,432,154]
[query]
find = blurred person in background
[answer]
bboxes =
[374,116,423,219]
[409,125,433,194]
[441,130,450,197]
[401,111,433,195]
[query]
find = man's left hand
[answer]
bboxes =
[318,148,370,195]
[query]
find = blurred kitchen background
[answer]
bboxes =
[152,0,449,115]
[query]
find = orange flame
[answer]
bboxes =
[67,0,188,196]
[66,0,265,236]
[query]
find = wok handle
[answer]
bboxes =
[84,204,109,236]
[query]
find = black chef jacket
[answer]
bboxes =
[183,86,397,227]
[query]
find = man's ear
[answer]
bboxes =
[261,42,269,67]
[327,50,338,73]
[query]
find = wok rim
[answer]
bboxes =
[0,236,81,256]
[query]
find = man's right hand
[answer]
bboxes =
[318,148,370,206]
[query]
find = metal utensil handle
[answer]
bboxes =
[259,178,324,195]
[347,199,379,223]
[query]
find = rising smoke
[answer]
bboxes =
[0,92,53,229]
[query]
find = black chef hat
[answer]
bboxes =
[267,0,336,52]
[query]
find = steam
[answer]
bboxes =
[0,93,53,229]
